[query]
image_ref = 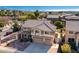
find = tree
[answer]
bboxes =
[0,10,5,16]
[27,13,36,19]
[61,43,71,53]
[54,21,63,29]
[13,21,21,32]
[5,10,12,16]
[0,22,5,27]
[75,13,79,16]
[12,10,16,16]
[34,10,40,19]
[39,12,47,19]
[19,11,24,16]
[18,16,27,22]
[49,12,52,14]
[0,19,5,27]
[12,10,17,20]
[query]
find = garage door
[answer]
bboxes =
[44,39,51,45]
[32,36,52,45]
[33,37,43,44]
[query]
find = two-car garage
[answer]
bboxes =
[32,35,54,45]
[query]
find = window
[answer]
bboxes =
[41,31,44,35]
[24,34,27,36]
[35,30,39,33]
[45,31,49,34]
[24,34,28,39]
[69,31,73,34]
[68,38,75,42]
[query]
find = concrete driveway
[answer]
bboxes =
[0,46,22,53]
[23,43,51,53]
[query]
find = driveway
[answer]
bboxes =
[23,43,51,53]
[0,46,22,53]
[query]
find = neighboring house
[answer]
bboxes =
[18,20,56,45]
[60,13,73,17]
[47,15,60,21]
[39,12,47,19]
[0,16,14,32]
[65,21,79,47]
[65,15,79,21]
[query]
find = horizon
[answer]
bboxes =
[0,6,79,11]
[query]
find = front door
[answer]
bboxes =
[28,35,33,42]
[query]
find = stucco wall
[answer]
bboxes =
[65,30,75,42]
[65,30,79,47]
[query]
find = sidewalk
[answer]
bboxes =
[47,44,59,53]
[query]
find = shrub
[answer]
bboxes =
[61,43,71,53]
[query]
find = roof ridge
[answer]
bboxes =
[32,22,43,28]
[43,22,54,31]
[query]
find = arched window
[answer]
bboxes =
[35,30,39,33]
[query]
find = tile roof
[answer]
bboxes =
[22,20,56,32]
[47,15,59,18]
[65,15,79,20]
[66,21,79,31]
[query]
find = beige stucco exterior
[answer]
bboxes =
[65,30,75,42]
[32,35,55,45]
[31,28,55,45]
[65,30,79,47]
[18,28,55,46]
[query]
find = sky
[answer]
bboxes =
[0,6,79,11]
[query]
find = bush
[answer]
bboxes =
[54,21,63,29]
[13,21,21,32]
[0,22,5,27]
[61,43,71,53]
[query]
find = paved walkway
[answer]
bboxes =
[47,44,59,53]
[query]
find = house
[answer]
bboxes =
[0,16,14,32]
[65,15,79,21]
[47,15,60,21]
[65,21,79,48]
[39,12,47,19]
[18,20,56,45]
[60,13,73,17]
